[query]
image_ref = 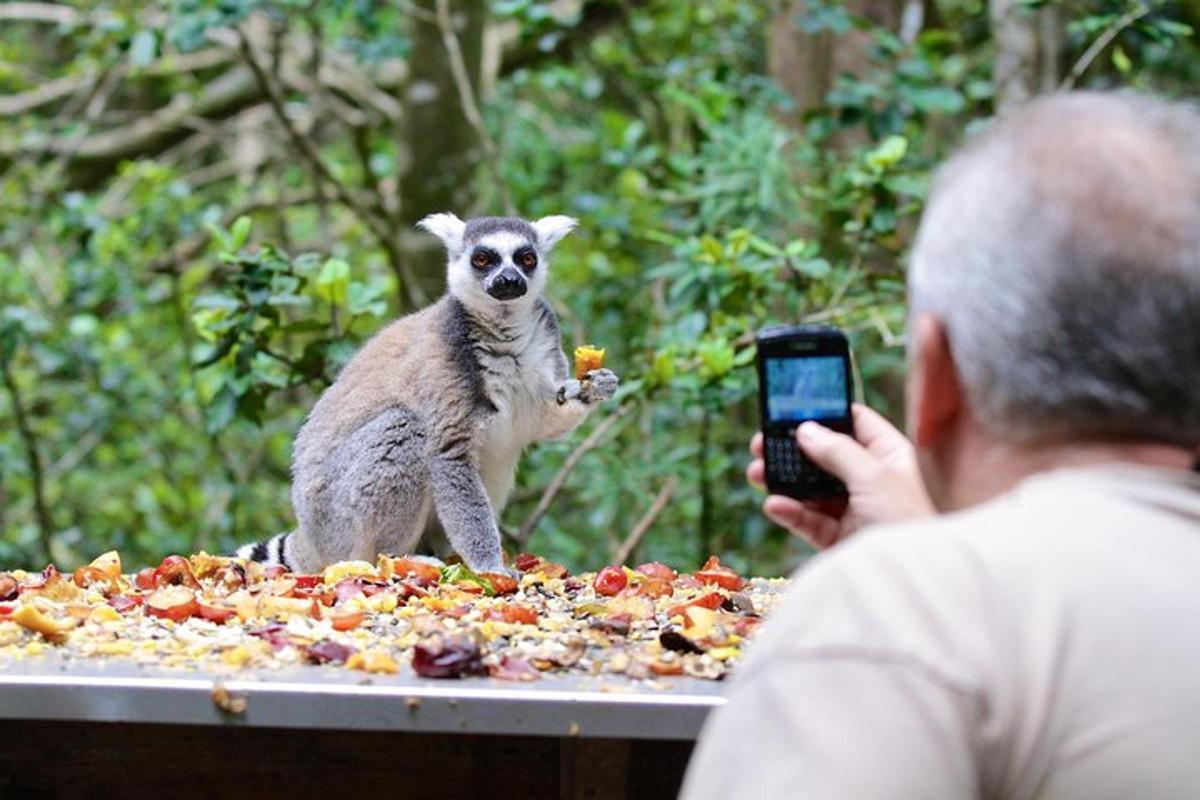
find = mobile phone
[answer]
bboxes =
[755,325,855,500]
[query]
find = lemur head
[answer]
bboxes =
[417,213,577,312]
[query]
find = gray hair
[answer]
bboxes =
[909,91,1200,447]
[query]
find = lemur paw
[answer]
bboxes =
[556,379,583,405]
[473,561,517,579]
[580,368,619,404]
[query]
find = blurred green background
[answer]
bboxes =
[0,0,1196,574]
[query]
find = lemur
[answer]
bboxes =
[236,214,618,575]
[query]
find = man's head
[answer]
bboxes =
[906,92,1200,507]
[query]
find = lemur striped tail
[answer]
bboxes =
[235,532,293,569]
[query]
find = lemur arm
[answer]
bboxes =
[533,301,618,441]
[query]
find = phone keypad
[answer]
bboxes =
[766,436,806,482]
[765,432,846,497]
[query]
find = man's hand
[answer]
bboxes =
[747,403,935,549]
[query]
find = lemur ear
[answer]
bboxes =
[532,215,578,251]
[416,213,466,253]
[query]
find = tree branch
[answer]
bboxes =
[236,26,429,308]
[613,475,678,565]
[0,74,88,117]
[517,402,635,546]
[498,1,638,75]
[1,360,54,564]
[0,65,262,186]
[0,3,99,25]
[0,48,235,118]
[1061,3,1150,90]
[434,0,516,215]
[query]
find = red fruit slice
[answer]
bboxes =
[108,595,144,613]
[636,577,674,598]
[666,592,724,620]
[145,586,199,622]
[636,562,677,581]
[411,638,486,679]
[694,556,745,591]
[390,559,442,584]
[154,555,199,589]
[196,602,237,624]
[304,640,356,665]
[292,574,322,589]
[480,572,518,596]
[330,610,365,631]
[134,568,158,591]
[593,566,627,597]
[514,553,541,573]
[494,604,538,625]
[536,562,569,579]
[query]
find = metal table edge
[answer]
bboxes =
[0,672,728,740]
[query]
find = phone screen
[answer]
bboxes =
[764,355,848,423]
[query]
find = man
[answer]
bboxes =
[682,91,1200,799]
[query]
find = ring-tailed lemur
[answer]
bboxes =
[236,213,619,574]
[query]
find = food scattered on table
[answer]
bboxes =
[0,550,786,681]
[573,344,607,380]
[211,682,247,714]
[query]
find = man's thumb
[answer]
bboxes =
[796,422,877,485]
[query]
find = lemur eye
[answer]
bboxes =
[471,251,490,270]
[519,251,537,270]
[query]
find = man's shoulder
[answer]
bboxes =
[827,463,1199,572]
[758,465,1200,675]
[752,510,1003,688]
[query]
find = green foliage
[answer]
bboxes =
[191,221,387,432]
[0,0,1195,574]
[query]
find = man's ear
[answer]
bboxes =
[909,313,962,448]
[416,213,465,253]
[532,215,578,251]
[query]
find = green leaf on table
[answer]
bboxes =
[440,563,495,596]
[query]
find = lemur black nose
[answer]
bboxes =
[487,268,527,300]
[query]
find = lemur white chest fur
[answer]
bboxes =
[471,308,560,510]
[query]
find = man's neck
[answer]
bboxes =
[936,436,1194,512]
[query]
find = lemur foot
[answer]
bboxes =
[473,561,518,579]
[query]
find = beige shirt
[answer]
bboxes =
[682,466,1200,799]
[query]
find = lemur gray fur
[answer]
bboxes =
[236,213,619,574]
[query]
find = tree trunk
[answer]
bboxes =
[990,0,1062,113]
[398,0,487,301]
[768,0,906,128]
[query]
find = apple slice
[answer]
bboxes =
[145,585,199,622]
[88,550,122,580]
[196,601,237,624]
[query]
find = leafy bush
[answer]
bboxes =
[0,0,1195,572]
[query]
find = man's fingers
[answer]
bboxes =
[796,421,879,486]
[851,403,912,457]
[749,432,763,458]
[746,459,765,490]
[763,496,842,550]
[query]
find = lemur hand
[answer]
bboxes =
[580,368,618,404]
[555,369,619,405]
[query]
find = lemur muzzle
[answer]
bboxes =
[487,268,527,300]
